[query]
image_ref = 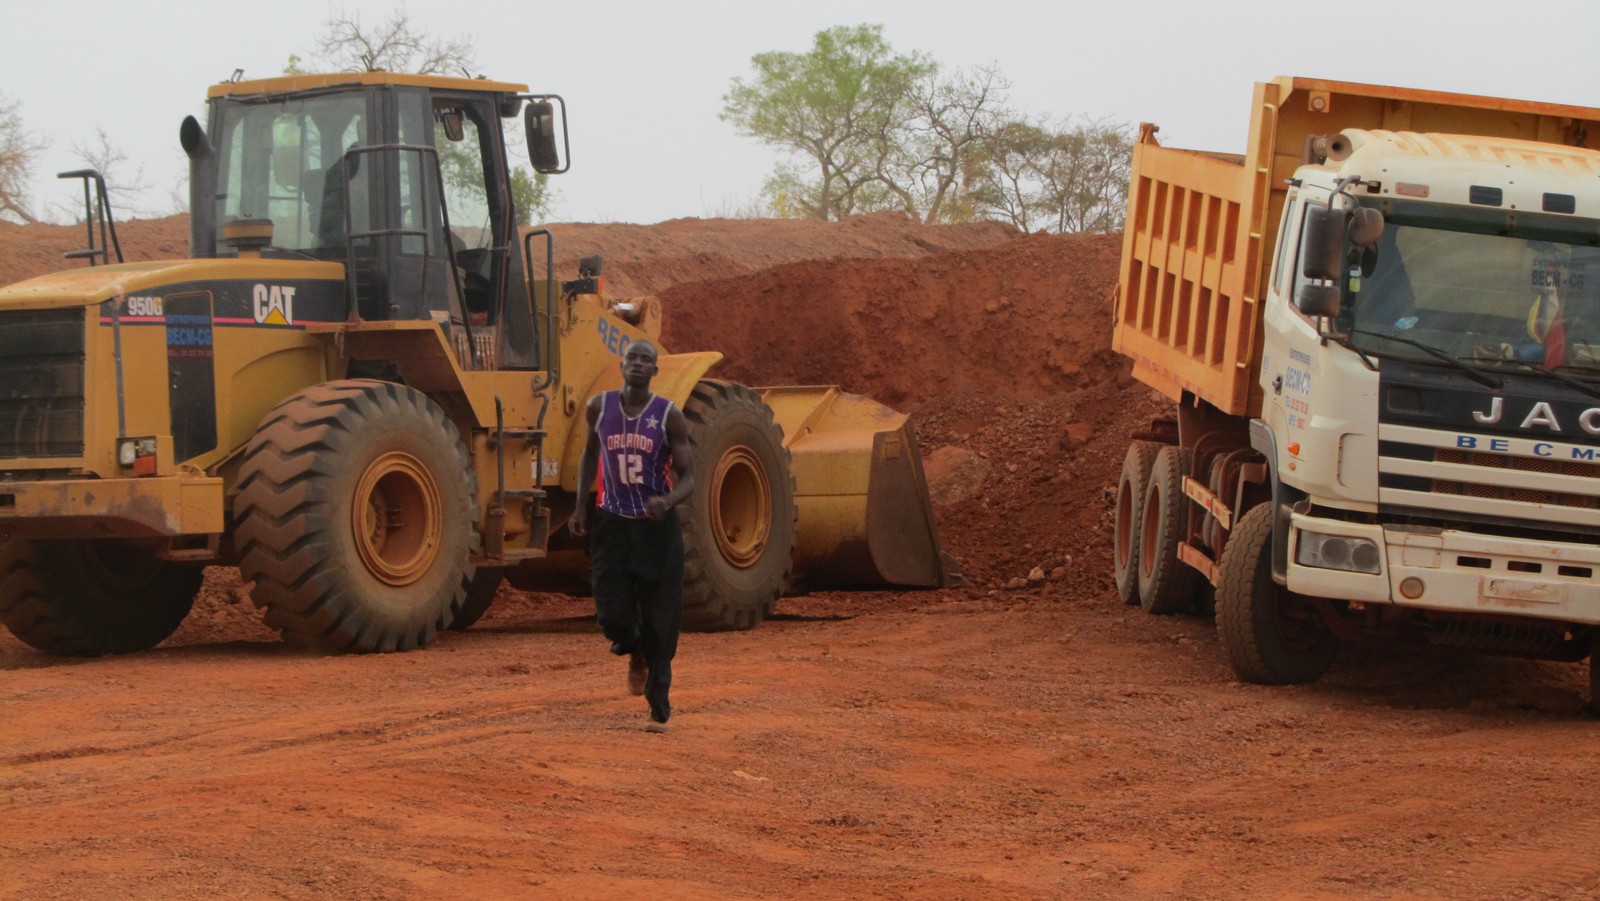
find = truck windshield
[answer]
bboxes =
[212,94,370,257]
[1348,212,1600,377]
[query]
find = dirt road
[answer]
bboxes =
[4,582,1599,900]
[3,215,1599,899]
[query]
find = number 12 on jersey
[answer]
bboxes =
[618,453,644,485]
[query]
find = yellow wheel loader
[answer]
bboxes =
[0,71,949,655]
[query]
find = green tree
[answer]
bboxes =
[0,93,47,224]
[509,167,555,225]
[722,25,933,220]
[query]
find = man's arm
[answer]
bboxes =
[568,395,603,537]
[645,404,696,521]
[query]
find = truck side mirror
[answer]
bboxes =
[1301,205,1344,281]
[1348,207,1384,248]
[525,100,562,173]
[1295,283,1342,318]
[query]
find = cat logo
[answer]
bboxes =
[252,283,297,326]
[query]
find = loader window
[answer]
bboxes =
[213,95,369,256]
[432,104,496,318]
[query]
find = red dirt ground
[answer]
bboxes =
[2,214,1598,900]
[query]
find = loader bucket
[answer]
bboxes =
[759,386,949,590]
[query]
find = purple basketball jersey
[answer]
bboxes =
[597,391,674,518]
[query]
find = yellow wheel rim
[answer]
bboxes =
[710,446,771,568]
[352,451,443,587]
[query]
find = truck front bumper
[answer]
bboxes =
[1285,512,1600,625]
[0,474,225,540]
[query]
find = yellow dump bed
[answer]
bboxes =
[1112,76,1600,417]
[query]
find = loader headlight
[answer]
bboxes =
[1296,530,1382,574]
[117,437,159,475]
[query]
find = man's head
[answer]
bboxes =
[621,339,660,388]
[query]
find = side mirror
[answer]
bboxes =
[1348,207,1384,248]
[1358,245,1379,279]
[525,99,565,174]
[1301,205,1344,280]
[1296,283,1342,318]
[440,110,465,143]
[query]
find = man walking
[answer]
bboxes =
[569,339,695,733]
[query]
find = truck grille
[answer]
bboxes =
[0,309,86,458]
[1378,433,1600,531]
[1432,448,1600,512]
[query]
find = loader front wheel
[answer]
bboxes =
[233,380,478,653]
[681,380,797,631]
[449,566,506,631]
[0,538,201,655]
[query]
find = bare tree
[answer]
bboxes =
[879,64,1009,224]
[970,114,1132,233]
[312,8,476,75]
[56,127,149,220]
[971,118,1053,232]
[0,93,48,224]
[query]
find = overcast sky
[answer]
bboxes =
[4,0,1598,225]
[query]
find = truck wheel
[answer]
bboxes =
[1215,503,1337,684]
[0,538,201,655]
[680,379,797,631]
[1114,441,1160,605]
[449,566,505,631]
[233,380,478,653]
[1590,634,1600,714]
[1137,445,1199,614]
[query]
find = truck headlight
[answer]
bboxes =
[1296,530,1382,574]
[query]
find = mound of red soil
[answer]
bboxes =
[0,216,189,287]
[657,230,1162,589]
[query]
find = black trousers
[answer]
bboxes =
[589,507,684,722]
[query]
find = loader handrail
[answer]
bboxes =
[56,168,122,266]
[522,227,557,390]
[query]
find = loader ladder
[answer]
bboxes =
[485,396,550,562]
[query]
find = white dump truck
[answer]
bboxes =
[1110,77,1600,697]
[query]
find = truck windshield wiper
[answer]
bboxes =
[1463,355,1600,402]
[1348,329,1503,390]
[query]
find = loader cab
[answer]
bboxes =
[187,73,557,370]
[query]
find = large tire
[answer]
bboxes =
[233,380,478,653]
[1137,445,1200,615]
[680,379,797,632]
[1113,441,1160,606]
[1215,503,1338,684]
[0,538,201,655]
[1591,634,1600,715]
[449,566,505,631]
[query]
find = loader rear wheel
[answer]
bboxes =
[233,380,478,653]
[1114,441,1160,606]
[0,538,201,655]
[1137,446,1200,615]
[449,566,506,631]
[1216,503,1337,684]
[680,379,797,632]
